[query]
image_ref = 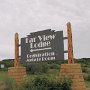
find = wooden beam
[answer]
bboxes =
[67,22,74,64]
[14,33,19,67]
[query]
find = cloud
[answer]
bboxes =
[0,0,90,60]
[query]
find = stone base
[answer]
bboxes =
[60,64,86,90]
[8,67,27,84]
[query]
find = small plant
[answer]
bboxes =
[21,76,72,90]
[82,67,88,73]
[84,74,90,81]
[49,63,60,69]
[26,62,49,74]
[3,77,16,90]
[60,77,72,90]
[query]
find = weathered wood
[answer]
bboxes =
[67,22,74,64]
[59,23,86,90]
[8,33,27,84]
[14,33,19,67]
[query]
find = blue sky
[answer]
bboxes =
[0,0,90,60]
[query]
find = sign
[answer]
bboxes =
[0,64,5,69]
[21,29,64,63]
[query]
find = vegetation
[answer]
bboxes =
[0,75,72,90]
[26,62,49,74]
[0,58,90,89]
[0,59,14,71]
[0,71,8,81]
[20,76,72,90]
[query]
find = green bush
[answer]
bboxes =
[0,59,14,71]
[0,68,8,71]
[84,74,90,81]
[26,62,49,74]
[82,67,88,73]
[1,76,72,90]
[2,77,16,90]
[49,64,60,69]
[21,76,72,90]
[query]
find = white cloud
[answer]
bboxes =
[0,0,90,59]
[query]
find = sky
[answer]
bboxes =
[0,0,90,60]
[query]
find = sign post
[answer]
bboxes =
[14,33,19,67]
[67,22,74,64]
[60,22,86,90]
[8,33,27,84]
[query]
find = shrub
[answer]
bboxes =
[26,62,49,74]
[49,64,60,69]
[60,77,72,90]
[21,76,72,90]
[2,77,16,90]
[84,74,90,81]
[82,67,88,73]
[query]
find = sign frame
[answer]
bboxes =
[21,29,64,63]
